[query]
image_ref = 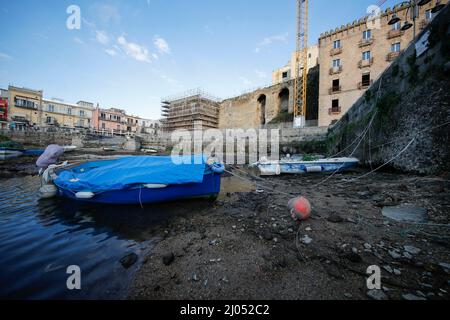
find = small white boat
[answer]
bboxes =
[253,157,360,176]
[0,148,24,160]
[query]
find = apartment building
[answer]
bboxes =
[41,99,93,131]
[8,86,43,131]
[92,107,127,133]
[318,0,447,127]
[137,119,161,135]
[272,45,319,85]
[0,89,8,129]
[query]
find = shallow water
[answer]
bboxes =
[0,176,180,299]
[0,174,253,299]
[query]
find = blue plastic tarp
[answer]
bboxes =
[54,155,207,193]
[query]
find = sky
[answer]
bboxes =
[0,0,400,120]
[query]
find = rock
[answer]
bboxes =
[383,265,393,273]
[192,273,200,282]
[344,293,353,299]
[438,262,450,272]
[162,252,175,266]
[364,243,372,250]
[403,252,413,259]
[393,269,402,275]
[327,214,344,223]
[367,290,388,300]
[301,235,313,244]
[262,229,274,241]
[402,294,426,301]
[404,245,421,255]
[389,250,402,260]
[382,205,428,223]
[344,252,362,263]
[120,253,138,269]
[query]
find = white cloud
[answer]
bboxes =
[153,37,171,55]
[0,52,12,60]
[255,32,289,53]
[254,69,267,78]
[93,4,121,24]
[104,48,117,56]
[117,36,151,63]
[96,30,110,45]
[74,37,85,45]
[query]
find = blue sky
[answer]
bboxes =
[0,0,399,119]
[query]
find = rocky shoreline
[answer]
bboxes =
[1,153,449,300]
[129,169,450,300]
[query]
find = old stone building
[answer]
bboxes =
[318,0,448,127]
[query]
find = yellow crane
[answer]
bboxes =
[293,0,308,128]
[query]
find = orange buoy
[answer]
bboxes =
[288,197,312,222]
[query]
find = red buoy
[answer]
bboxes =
[288,197,312,222]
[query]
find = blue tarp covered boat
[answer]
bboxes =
[53,155,224,205]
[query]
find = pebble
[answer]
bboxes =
[301,235,313,245]
[364,243,372,250]
[192,273,199,282]
[327,214,344,223]
[162,252,175,266]
[367,290,388,300]
[389,250,402,260]
[404,245,421,255]
[305,227,312,232]
[402,293,426,301]
[120,253,138,269]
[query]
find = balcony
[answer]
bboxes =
[386,51,403,62]
[328,86,342,95]
[387,29,404,39]
[358,80,374,90]
[328,106,342,115]
[329,65,343,75]
[358,57,374,68]
[330,47,343,56]
[358,38,374,48]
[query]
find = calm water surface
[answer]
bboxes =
[0,173,253,299]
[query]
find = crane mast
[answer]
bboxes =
[293,0,308,128]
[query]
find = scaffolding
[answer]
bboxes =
[161,88,221,132]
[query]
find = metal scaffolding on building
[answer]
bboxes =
[161,88,221,132]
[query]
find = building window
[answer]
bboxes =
[363,30,372,40]
[46,116,53,124]
[425,9,434,20]
[332,99,339,109]
[67,108,72,115]
[332,59,341,67]
[100,113,106,119]
[333,40,341,49]
[101,123,106,129]
[392,21,401,30]
[79,110,85,117]
[362,51,371,61]
[15,98,36,109]
[48,104,55,112]
[282,71,288,79]
[332,79,340,91]
[391,42,401,52]
[362,73,371,87]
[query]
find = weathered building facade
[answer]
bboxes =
[41,99,93,131]
[8,86,43,131]
[318,0,447,127]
